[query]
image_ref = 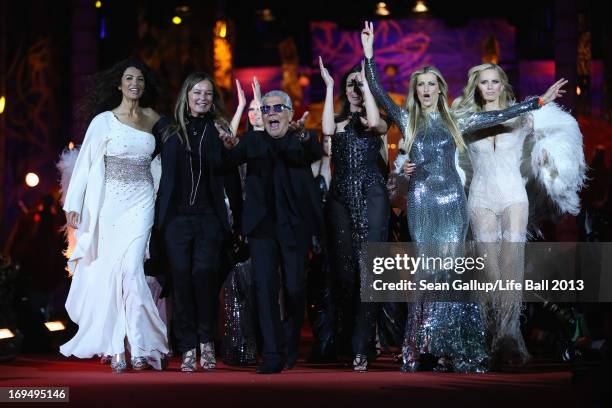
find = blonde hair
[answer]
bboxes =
[402,66,465,153]
[452,63,514,113]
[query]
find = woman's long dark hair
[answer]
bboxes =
[334,64,363,123]
[80,57,159,124]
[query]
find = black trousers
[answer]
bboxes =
[328,181,389,356]
[249,232,308,365]
[164,212,223,353]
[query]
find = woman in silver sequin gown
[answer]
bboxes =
[361,21,564,372]
[320,57,390,371]
[61,59,169,373]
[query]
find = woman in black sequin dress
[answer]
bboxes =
[319,57,389,371]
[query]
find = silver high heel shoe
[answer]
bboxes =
[353,354,368,372]
[181,348,197,373]
[111,353,127,374]
[131,356,151,371]
[200,342,216,370]
[400,346,420,373]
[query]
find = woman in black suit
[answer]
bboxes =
[152,72,241,372]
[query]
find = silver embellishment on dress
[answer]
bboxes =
[105,155,153,185]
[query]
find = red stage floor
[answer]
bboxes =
[0,354,579,407]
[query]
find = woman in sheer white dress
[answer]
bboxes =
[452,64,585,365]
[60,58,169,373]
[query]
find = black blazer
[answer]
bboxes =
[224,129,323,240]
[152,116,242,233]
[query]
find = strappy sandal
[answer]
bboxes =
[181,348,197,373]
[200,342,216,370]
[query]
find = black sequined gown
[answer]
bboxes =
[328,114,390,357]
[365,57,541,372]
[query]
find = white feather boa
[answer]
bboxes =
[530,103,587,215]
[56,148,80,271]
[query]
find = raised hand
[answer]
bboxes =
[252,76,262,105]
[236,79,246,109]
[319,56,334,88]
[215,121,239,149]
[361,21,375,59]
[289,111,309,133]
[541,78,568,104]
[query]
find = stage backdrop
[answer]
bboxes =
[310,19,516,101]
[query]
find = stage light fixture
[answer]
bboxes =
[0,95,5,114]
[25,173,39,188]
[0,329,15,340]
[375,2,390,16]
[44,321,66,332]
[412,0,429,13]
[95,0,101,8]
[172,16,182,25]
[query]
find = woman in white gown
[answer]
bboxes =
[453,63,584,366]
[60,58,169,373]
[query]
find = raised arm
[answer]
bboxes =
[456,97,541,134]
[319,56,336,136]
[457,78,568,134]
[230,79,247,136]
[361,21,407,135]
[360,60,387,135]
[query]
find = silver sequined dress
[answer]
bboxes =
[365,58,540,372]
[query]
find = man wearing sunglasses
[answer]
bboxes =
[221,90,323,374]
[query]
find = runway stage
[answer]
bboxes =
[1,354,580,407]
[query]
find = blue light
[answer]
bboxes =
[100,16,106,39]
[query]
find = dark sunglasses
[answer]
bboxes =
[260,104,292,115]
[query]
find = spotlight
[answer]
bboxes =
[25,173,39,188]
[215,20,227,38]
[412,0,429,13]
[94,0,101,8]
[172,16,182,25]
[576,86,582,96]
[298,73,310,87]
[257,8,275,22]
[44,321,66,332]
[375,2,390,16]
[0,329,15,340]
[0,95,5,114]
